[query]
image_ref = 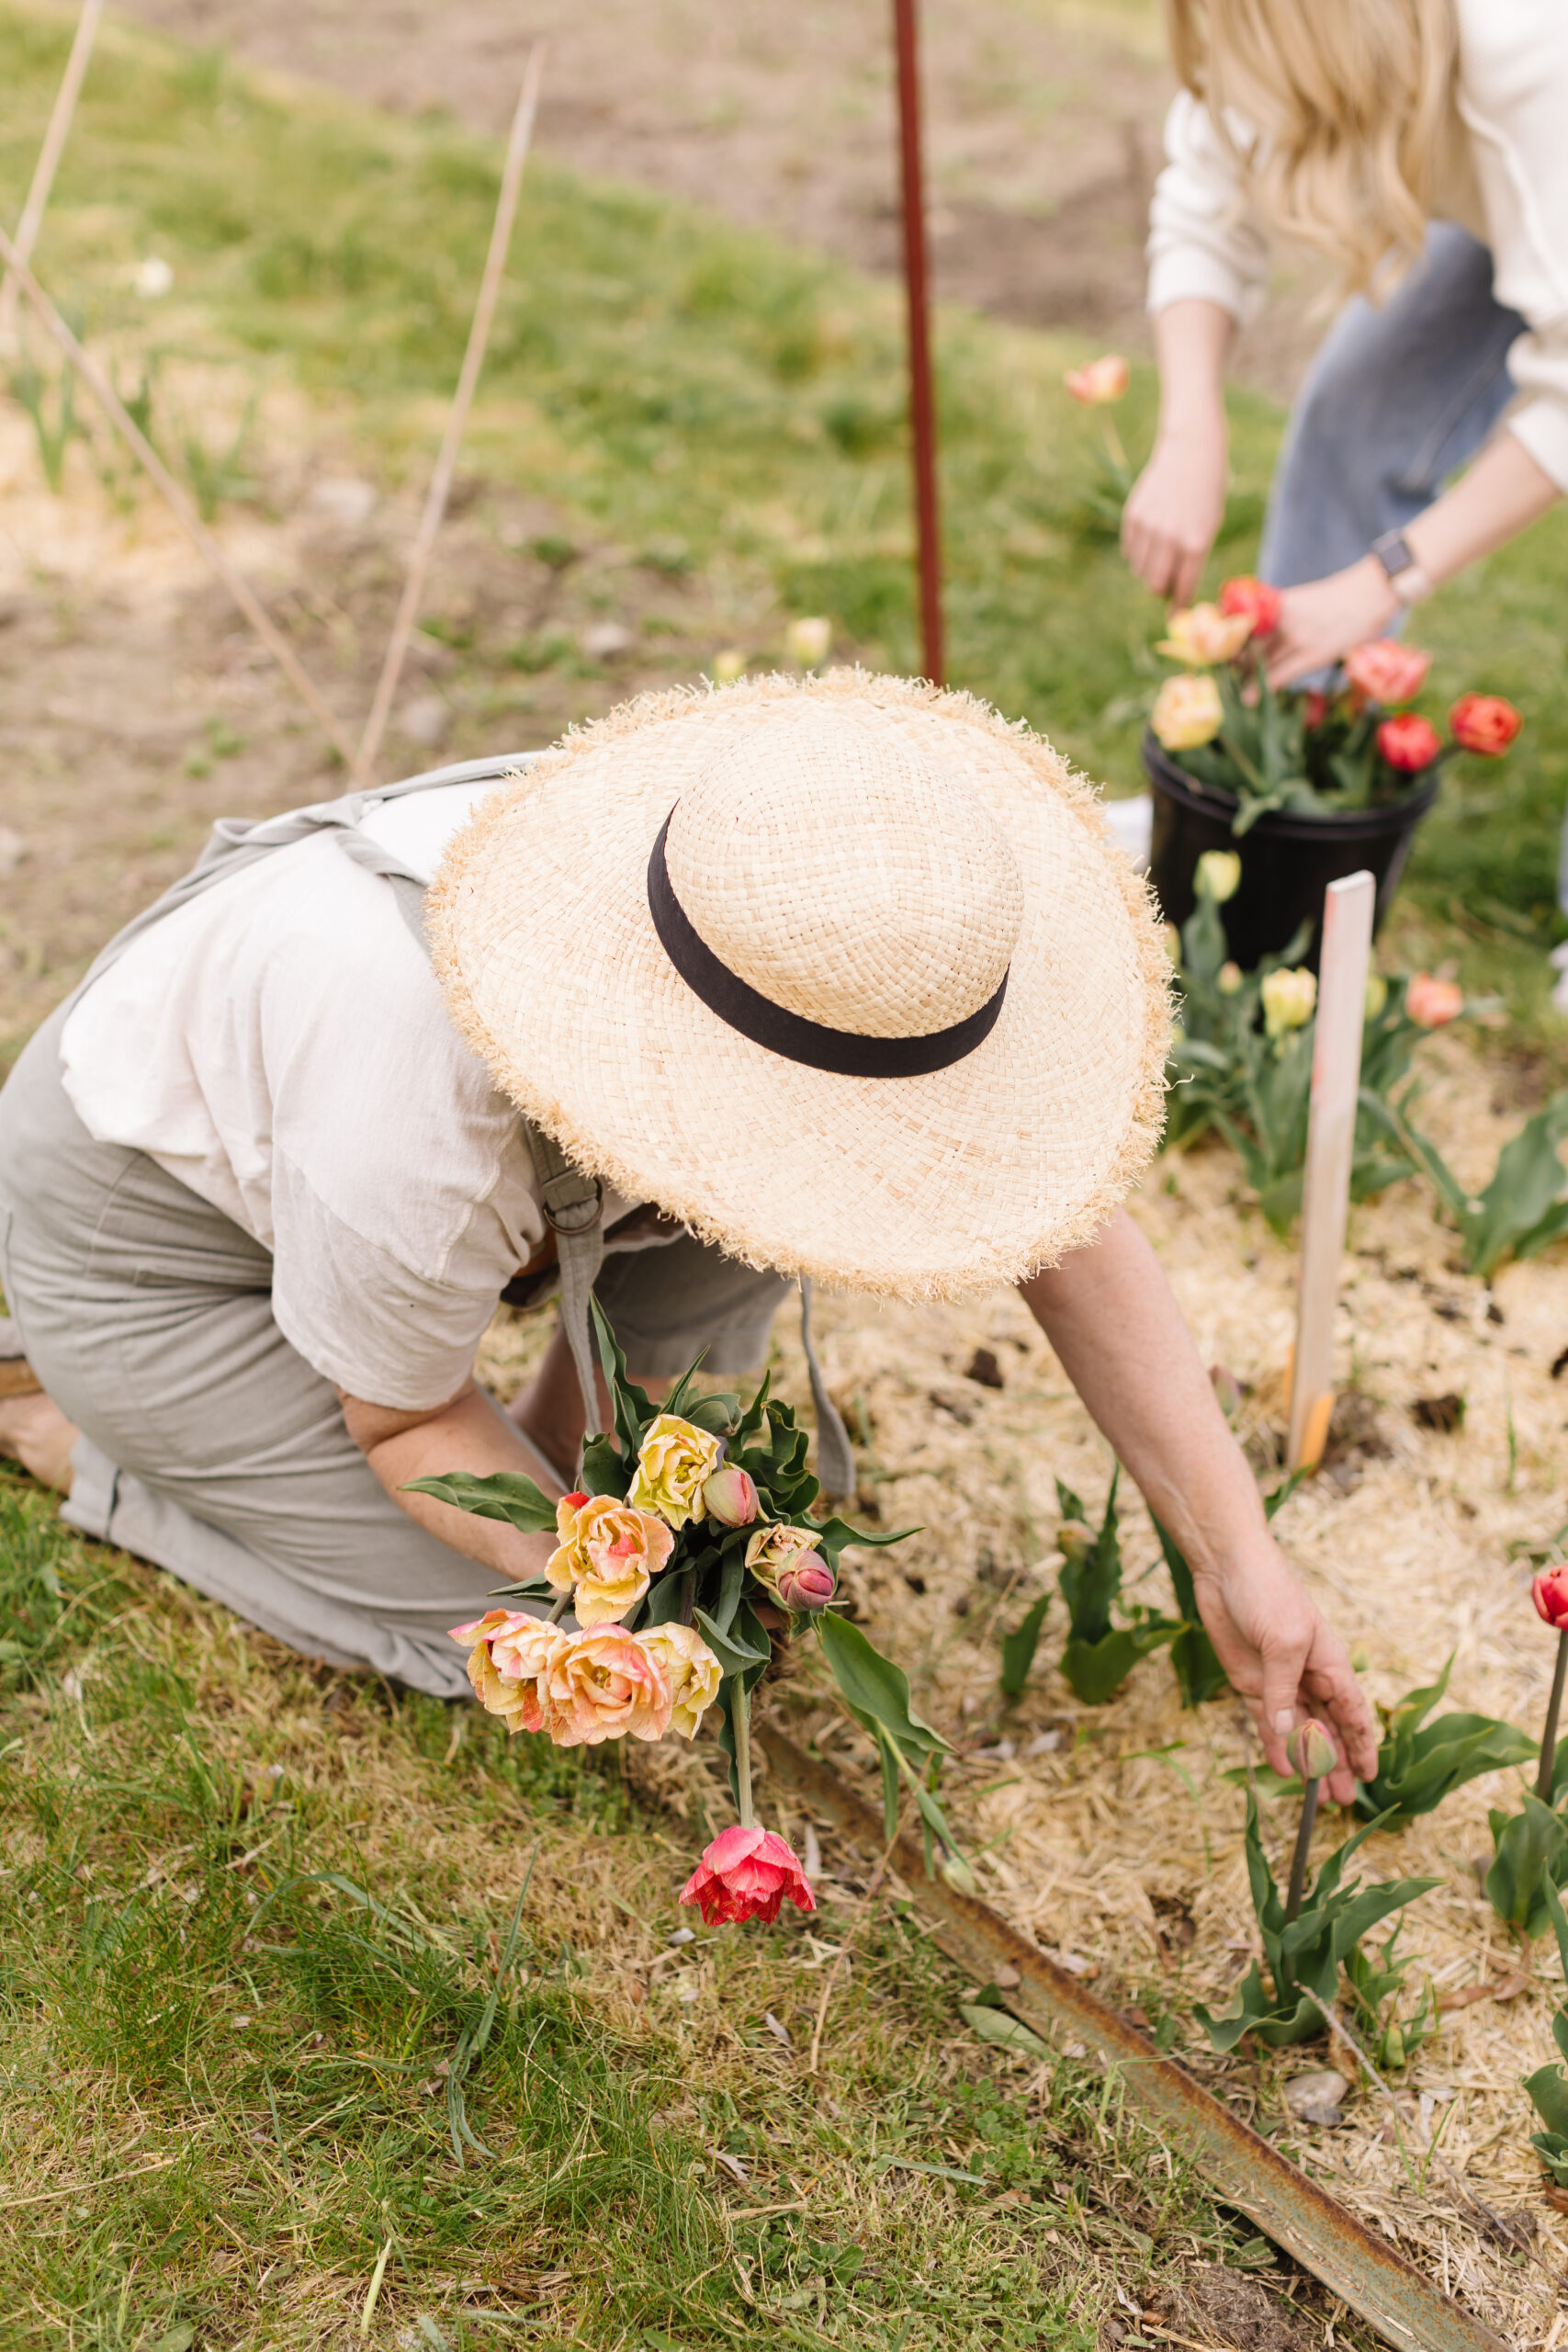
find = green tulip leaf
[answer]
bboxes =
[401,1469,558,1533]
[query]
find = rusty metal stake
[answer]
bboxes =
[759,1722,1506,2352]
[891,0,943,687]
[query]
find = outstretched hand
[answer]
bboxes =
[1191,1541,1379,1804]
[1261,557,1399,688]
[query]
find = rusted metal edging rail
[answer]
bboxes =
[759,1724,1506,2352]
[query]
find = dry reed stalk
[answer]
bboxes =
[0,221,366,778]
[0,0,104,349]
[355,43,546,776]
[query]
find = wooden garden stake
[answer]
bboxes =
[0,222,367,779]
[1287,870,1376,1471]
[0,0,104,348]
[357,44,546,777]
[891,0,944,686]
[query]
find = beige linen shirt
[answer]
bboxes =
[59,780,637,1411]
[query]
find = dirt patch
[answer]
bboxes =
[112,0,1329,401]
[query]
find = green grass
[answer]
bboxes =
[0,1468,1306,2348]
[3,0,1566,1041]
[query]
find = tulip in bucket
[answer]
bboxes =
[1142,582,1523,968]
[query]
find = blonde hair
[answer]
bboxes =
[1166,0,1458,295]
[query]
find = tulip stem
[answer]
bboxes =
[1284,1777,1321,1925]
[731,1678,755,1829]
[1538,1629,1568,1802]
[546,1589,571,1627]
[677,1570,695,1629]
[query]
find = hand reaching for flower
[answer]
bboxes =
[1190,1541,1379,1804]
[1262,558,1401,688]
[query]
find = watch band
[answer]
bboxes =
[1370,527,1433,605]
[1370,527,1416,581]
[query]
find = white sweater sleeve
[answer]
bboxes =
[1458,0,1568,493]
[1146,90,1271,322]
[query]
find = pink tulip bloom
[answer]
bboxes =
[1345,639,1431,706]
[678,1825,816,1925]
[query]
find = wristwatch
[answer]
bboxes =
[1370,527,1434,605]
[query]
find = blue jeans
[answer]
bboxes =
[1257,225,1564,904]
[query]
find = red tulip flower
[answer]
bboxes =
[1450,693,1522,756]
[1376,714,1442,773]
[1218,574,1281,638]
[678,1825,816,1925]
[1534,1566,1568,1631]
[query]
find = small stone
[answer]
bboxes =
[993,1963,1021,1989]
[399,695,451,749]
[1283,2068,1345,2125]
[964,1346,1005,1390]
[0,826,27,879]
[1023,1731,1061,1757]
[581,619,631,660]
[305,475,377,528]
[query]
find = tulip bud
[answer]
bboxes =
[712,648,747,684]
[1261,966,1316,1038]
[1056,1521,1094,1566]
[1216,961,1243,996]
[785,616,831,669]
[1286,1719,1337,1781]
[1208,1363,1242,1419]
[1195,849,1242,905]
[1364,971,1388,1020]
[776,1554,836,1612]
[702,1464,760,1527]
[1533,1565,1568,1630]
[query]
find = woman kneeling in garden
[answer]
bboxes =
[0,672,1375,1798]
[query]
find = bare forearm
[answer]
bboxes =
[1019,1209,1265,1574]
[1152,297,1235,437]
[355,1383,564,1577]
[1405,429,1560,586]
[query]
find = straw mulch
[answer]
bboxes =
[489,1027,1568,2350]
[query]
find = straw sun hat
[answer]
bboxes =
[428,669,1170,1301]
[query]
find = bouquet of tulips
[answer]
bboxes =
[1149,577,1522,837]
[412,1302,964,1925]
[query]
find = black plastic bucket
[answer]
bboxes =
[1143,730,1438,970]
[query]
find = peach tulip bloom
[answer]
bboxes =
[1404,972,1463,1029]
[1065,353,1129,405]
[637,1623,723,1739]
[1151,673,1223,752]
[1157,604,1253,667]
[544,1624,673,1747]
[547,1494,675,1626]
